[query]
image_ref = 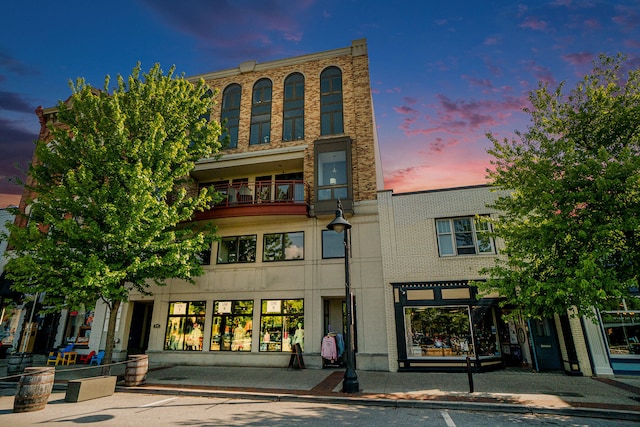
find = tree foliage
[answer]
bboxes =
[480,54,640,319]
[3,63,222,361]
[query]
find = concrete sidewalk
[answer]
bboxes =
[2,358,640,421]
[125,363,640,420]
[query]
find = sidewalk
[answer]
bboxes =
[131,363,640,420]
[2,358,640,421]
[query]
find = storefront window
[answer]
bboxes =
[210,300,253,351]
[260,299,304,352]
[65,309,94,347]
[471,306,501,357]
[405,306,473,357]
[601,296,640,356]
[404,305,502,358]
[164,301,206,351]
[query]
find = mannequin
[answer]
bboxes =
[292,322,304,351]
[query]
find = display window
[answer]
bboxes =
[602,296,640,356]
[260,299,304,352]
[164,301,206,351]
[404,305,501,358]
[210,300,253,351]
[64,309,94,346]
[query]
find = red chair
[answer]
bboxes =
[78,350,96,364]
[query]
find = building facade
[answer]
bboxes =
[84,39,388,370]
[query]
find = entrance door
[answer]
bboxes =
[530,318,562,370]
[127,302,153,355]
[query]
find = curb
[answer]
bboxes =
[116,384,640,422]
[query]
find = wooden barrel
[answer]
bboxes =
[124,354,148,386]
[7,353,33,376]
[13,367,55,413]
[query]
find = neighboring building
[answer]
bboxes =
[378,186,570,373]
[87,39,388,370]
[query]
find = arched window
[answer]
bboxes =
[250,78,272,145]
[320,67,343,135]
[220,84,241,149]
[283,73,304,141]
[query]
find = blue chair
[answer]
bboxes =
[46,343,74,365]
[89,350,105,366]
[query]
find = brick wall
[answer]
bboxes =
[196,39,379,205]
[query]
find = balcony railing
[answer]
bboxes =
[184,180,310,219]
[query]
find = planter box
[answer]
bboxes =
[65,376,117,402]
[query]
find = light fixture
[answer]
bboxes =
[326,199,359,393]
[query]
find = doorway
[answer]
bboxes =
[127,302,154,355]
[530,318,562,371]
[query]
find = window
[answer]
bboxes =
[283,73,304,141]
[164,301,206,351]
[601,297,640,356]
[220,84,241,148]
[320,67,344,135]
[322,229,345,259]
[436,216,495,256]
[405,306,473,358]
[210,300,253,352]
[250,78,272,145]
[197,247,211,265]
[260,299,304,352]
[317,150,348,202]
[263,232,304,261]
[217,235,257,264]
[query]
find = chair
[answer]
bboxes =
[89,350,105,366]
[78,350,96,364]
[46,343,74,366]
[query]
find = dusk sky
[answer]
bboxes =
[1,1,639,208]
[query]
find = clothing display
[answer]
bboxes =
[321,335,338,362]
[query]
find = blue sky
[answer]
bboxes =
[1,0,639,207]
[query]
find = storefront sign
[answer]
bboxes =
[266,300,281,313]
[218,301,232,314]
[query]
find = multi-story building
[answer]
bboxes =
[84,39,388,370]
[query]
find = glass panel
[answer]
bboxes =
[211,300,253,352]
[438,235,454,256]
[436,220,451,233]
[263,234,283,261]
[472,306,501,357]
[602,311,640,355]
[404,306,473,358]
[260,299,303,352]
[165,301,205,351]
[284,232,304,260]
[238,236,257,262]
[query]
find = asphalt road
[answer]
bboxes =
[0,391,636,427]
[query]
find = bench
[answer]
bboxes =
[65,376,117,402]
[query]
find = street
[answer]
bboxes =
[0,390,636,427]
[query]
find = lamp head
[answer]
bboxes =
[327,199,352,233]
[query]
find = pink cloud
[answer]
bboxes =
[583,19,601,30]
[562,52,594,65]
[521,60,556,85]
[520,16,549,31]
[139,0,317,59]
[613,6,640,32]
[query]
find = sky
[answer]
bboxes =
[1,1,639,208]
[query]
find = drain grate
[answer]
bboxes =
[159,376,188,381]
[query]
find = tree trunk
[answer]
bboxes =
[102,299,121,375]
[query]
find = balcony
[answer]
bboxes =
[190,180,310,220]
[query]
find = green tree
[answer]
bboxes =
[480,54,640,320]
[3,63,222,364]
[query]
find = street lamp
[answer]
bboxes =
[326,199,359,393]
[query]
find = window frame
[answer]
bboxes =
[262,231,305,262]
[250,78,272,145]
[164,301,206,352]
[320,66,344,136]
[436,216,495,257]
[210,300,254,352]
[283,73,305,142]
[217,235,257,264]
[220,84,241,149]
[259,299,304,352]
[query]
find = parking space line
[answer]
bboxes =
[441,410,456,427]
[139,397,178,407]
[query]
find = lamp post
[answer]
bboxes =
[327,199,359,393]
